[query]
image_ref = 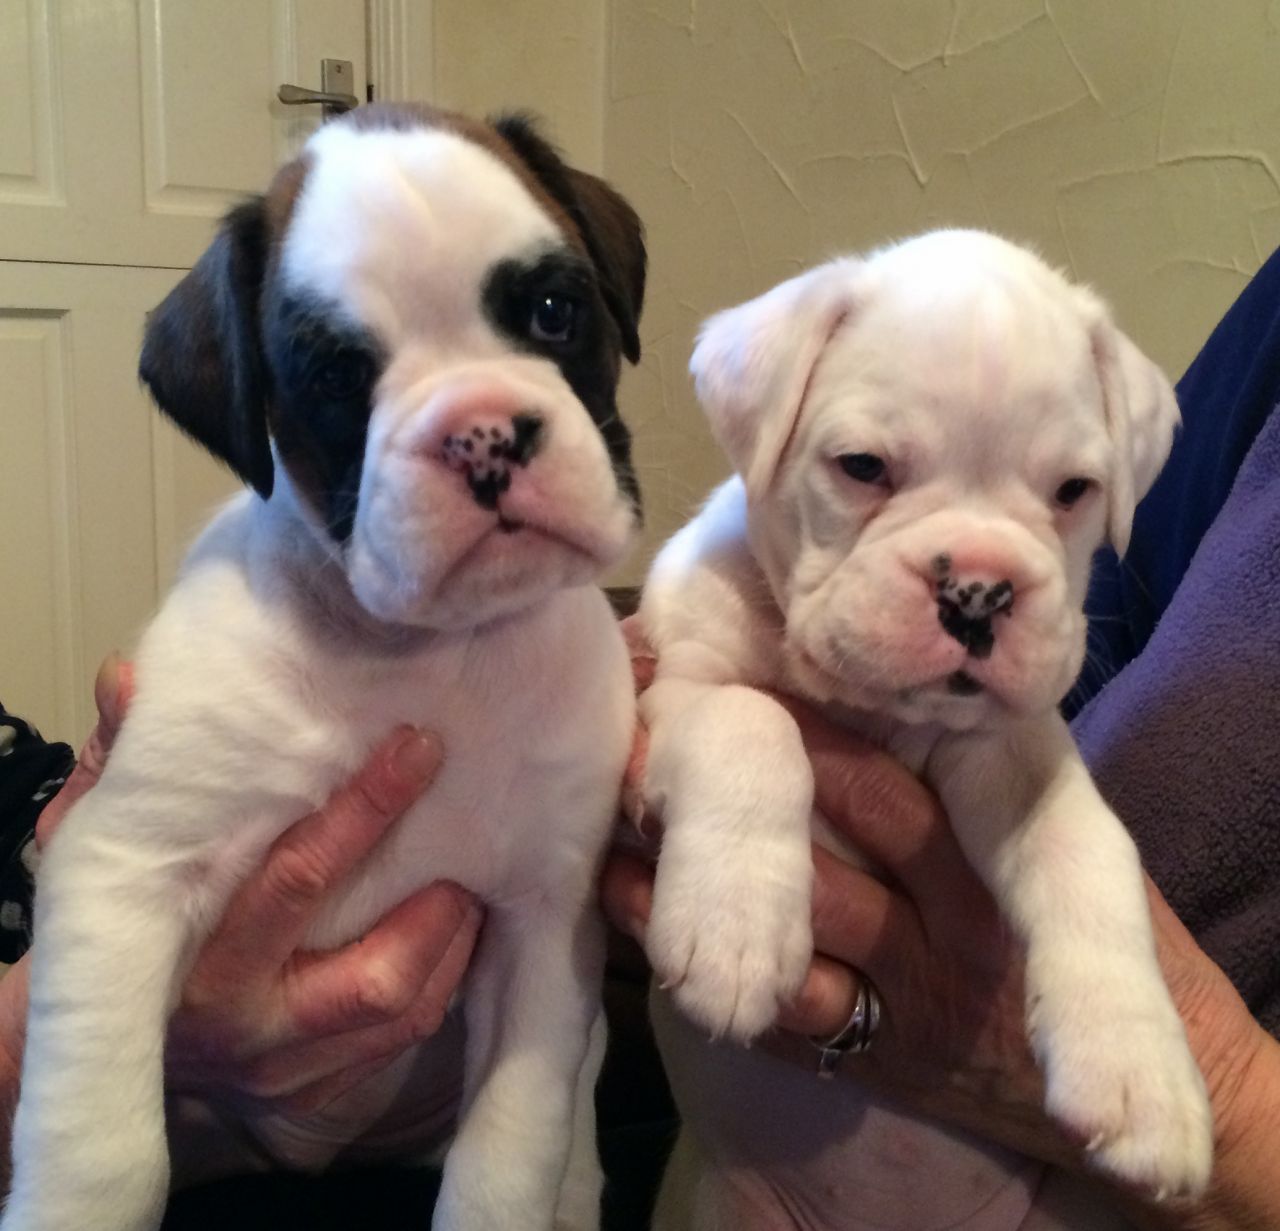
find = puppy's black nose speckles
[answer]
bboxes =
[507,414,543,465]
[935,573,1014,659]
[440,413,545,511]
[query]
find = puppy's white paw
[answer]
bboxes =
[646,839,812,1042]
[1034,969,1213,1200]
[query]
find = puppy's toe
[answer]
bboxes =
[646,863,811,1042]
[1039,993,1213,1199]
[671,914,811,1042]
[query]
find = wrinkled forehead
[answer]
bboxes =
[279,123,567,345]
[804,275,1110,468]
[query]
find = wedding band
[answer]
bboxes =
[811,973,882,1078]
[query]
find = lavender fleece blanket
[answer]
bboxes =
[1071,256,1280,1036]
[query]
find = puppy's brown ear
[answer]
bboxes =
[1078,292,1180,555]
[493,113,646,363]
[140,199,274,499]
[691,261,859,498]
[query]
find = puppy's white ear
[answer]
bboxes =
[1080,295,1180,556]
[691,260,860,497]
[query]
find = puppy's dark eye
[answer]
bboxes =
[1054,477,1093,508]
[312,352,373,401]
[529,295,577,345]
[838,453,888,485]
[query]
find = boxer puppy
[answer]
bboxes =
[638,231,1211,1215]
[5,104,644,1231]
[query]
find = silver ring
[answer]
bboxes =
[810,973,882,1078]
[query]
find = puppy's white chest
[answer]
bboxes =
[301,587,634,946]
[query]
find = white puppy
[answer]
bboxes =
[4,104,645,1231]
[638,230,1212,1214]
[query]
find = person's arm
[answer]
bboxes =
[602,698,1280,1229]
[1126,895,1280,1231]
[0,659,482,1188]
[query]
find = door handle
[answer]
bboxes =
[278,59,357,118]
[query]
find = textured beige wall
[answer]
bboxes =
[432,2,1280,581]
[430,0,606,171]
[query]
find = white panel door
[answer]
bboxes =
[0,260,211,744]
[0,0,367,268]
[0,1,367,745]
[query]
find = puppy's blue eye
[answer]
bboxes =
[838,453,887,484]
[1054,477,1093,508]
[313,352,372,401]
[530,295,577,344]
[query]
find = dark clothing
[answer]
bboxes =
[1072,252,1280,1036]
[0,706,72,965]
[1075,246,1280,703]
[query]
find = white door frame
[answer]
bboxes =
[367,0,436,103]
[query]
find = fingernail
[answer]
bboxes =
[623,913,647,942]
[94,652,123,722]
[437,882,484,933]
[391,729,442,785]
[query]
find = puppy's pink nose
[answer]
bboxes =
[931,553,1015,659]
[436,413,545,511]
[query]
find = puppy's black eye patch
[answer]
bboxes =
[311,350,375,401]
[529,294,578,345]
[838,453,888,485]
[269,296,382,398]
[482,248,640,514]
[485,252,594,356]
[1054,477,1094,508]
[263,293,384,543]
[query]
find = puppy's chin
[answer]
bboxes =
[347,522,631,633]
[786,637,1078,731]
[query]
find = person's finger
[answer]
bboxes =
[631,656,657,692]
[780,698,959,896]
[619,726,650,830]
[281,882,481,1041]
[270,1051,408,1119]
[808,845,919,976]
[235,926,476,1106]
[599,850,654,940]
[620,614,657,692]
[601,838,914,976]
[775,952,861,1039]
[187,728,443,990]
[0,953,32,1079]
[92,654,134,745]
[36,656,136,847]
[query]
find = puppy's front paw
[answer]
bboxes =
[646,840,812,1042]
[1034,967,1213,1200]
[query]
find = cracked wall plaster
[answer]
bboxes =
[433,0,1280,582]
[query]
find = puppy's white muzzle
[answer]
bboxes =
[788,509,1082,725]
[349,361,635,630]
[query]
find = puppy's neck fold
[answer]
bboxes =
[244,483,436,657]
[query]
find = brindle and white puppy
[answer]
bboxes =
[4,105,644,1231]
[639,231,1212,1220]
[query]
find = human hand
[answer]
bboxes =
[602,689,1268,1211]
[602,694,1064,1152]
[0,656,138,1085]
[6,656,482,1164]
[165,728,480,1124]
[607,619,1053,1149]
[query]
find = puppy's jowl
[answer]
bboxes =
[640,231,1211,1205]
[6,105,644,1231]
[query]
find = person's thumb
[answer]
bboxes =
[35,655,134,848]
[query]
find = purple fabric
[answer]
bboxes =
[1073,401,1280,1034]
[1072,246,1280,712]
